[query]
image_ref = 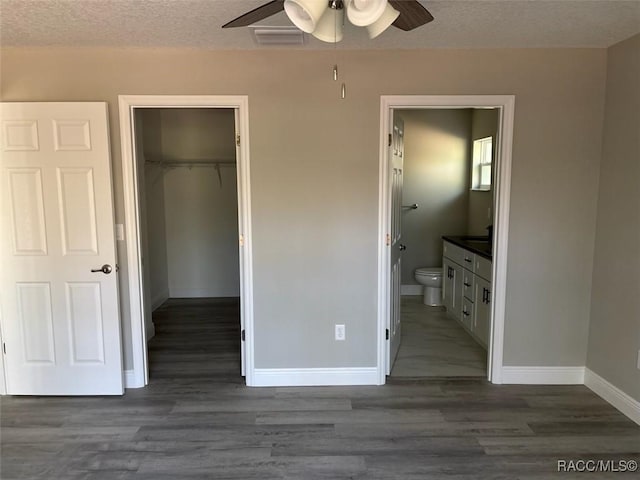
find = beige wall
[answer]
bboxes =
[149,108,236,162]
[399,109,471,284]
[164,166,240,298]
[140,108,240,299]
[587,34,640,401]
[0,47,606,370]
[138,110,170,310]
[143,163,170,306]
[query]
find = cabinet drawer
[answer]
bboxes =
[474,255,492,280]
[443,241,466,265]
[461,250,475,269]
[462,269,475,301]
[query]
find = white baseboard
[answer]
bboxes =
[501,366,585,385]
[401,284,423,296]
[169,288,240,298]
[585,368,640,426]
[151,288,170,311]
[251,367,380,387]
[124,369,145,389]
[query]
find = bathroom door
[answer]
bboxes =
[387,114,404,374]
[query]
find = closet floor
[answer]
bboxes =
[148,297,242,381]
[391,296,487,377]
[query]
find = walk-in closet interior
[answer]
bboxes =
[135,108,241,380]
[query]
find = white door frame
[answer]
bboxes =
[0,305,5,394]
[118,95,255,388]
[376,95,515,385]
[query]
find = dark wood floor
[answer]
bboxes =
[1,298,639,479]
[148,297,242,381]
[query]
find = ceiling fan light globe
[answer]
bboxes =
[346,0,387,26]
[366,2,399,38]
[311,7,345,43]
[283,0,328,33]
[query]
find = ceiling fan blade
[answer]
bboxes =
[222,0,285,28]
[389,0,434,31]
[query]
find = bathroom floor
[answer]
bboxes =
[391,296,487,377]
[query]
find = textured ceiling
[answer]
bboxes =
[1,0,639,49]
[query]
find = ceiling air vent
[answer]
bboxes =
[251,26,305,45]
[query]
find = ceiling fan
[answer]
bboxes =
[222,0,434,43]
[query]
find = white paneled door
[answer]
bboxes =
[0,102,123,395]
[387,114,404,374]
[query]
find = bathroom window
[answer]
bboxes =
[471,136,492,191]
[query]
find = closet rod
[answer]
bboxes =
[145,159,236,168]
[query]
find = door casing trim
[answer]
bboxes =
[376,95,515,385]
[118,95,255,387]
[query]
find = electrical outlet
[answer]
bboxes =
[335,324,346,341]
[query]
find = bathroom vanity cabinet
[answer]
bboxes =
[442,239,492,349]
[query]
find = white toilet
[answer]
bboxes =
[414,267,443,306]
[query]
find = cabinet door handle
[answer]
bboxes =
[462,310,470,316]
[464,282,471,287]
[482,287,491,304]
[464,257,472,263]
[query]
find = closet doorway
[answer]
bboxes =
[119,96,255,388]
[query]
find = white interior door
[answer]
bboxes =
[0,102,124,395]
[387,114,404,374]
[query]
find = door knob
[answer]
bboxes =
[91,264,113,274]
[399,244,406,251]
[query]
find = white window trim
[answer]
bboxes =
[472,136,493,192]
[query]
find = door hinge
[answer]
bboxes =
[236,134,241,147]
[241,329,245,341]
[386,234,391,246]
[388,133,392,147]
[239,234,245,247]
[385,329,389,340]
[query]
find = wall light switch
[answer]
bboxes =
[335,324,346,341]
[115,224,125,241]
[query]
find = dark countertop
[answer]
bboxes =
[443,235,493,260]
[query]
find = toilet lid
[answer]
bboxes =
[415,267,442,276]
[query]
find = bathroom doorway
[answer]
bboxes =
[393,107,496,377]
[377,95,515,385]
